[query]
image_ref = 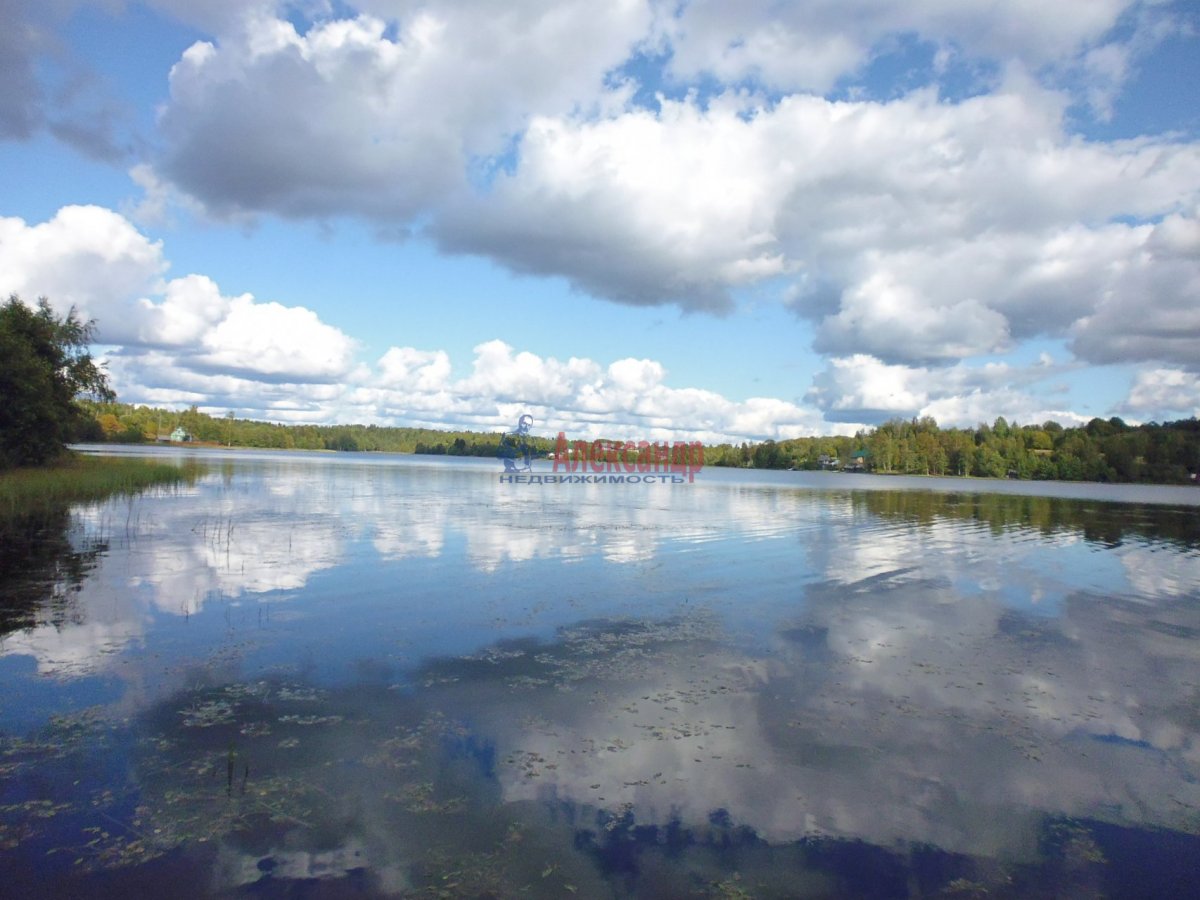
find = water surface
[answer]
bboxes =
[2,447,1198,898]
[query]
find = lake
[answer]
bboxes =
[2,446,1199,898]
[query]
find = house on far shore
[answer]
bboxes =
[817,453,840,470]
[169,427,192,443]
[845,450,870,472]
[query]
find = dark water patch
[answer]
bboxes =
[1082,818,1200,900]
[995,610,1072,646]
[857,489,1200,551]
[0,845,215,900]
[0,508,106,637]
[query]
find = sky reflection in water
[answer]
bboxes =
[1,449,1198,898]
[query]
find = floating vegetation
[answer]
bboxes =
[275,685,326,702]
[3,457,1200,896]
[178,699,236,728]
[416,615,723,697]
[0,800,74,850]
[276,714,343,726]
[386,781,466,814]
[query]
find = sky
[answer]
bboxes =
[1,0,1198,443]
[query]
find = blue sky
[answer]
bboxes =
[2,0,1198,442]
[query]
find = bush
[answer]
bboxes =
[0,295,113,468]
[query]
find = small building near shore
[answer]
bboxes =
[169,427,191,442]
[846,450,870,472]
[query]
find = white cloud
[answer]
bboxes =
[1121,368,1200,420]
[126,0,1200,385]
[436,95,793,311]
[816,275,1013,363]
[664,0,1138,94]
[439,84,1200,362]
[458,339,601,407]
[0,206,358,386]
[103,349,355,421]
[194,296,358,381]
[919,391,1089,431]
[808,353,1086,428]
[0,204,1127,436]
[0,205,168,337]
[348,340,826,443]
[10,1,1197,379]
[808,355,930,421]
[12,260,827,440]
[133,274,232,346]
[156,2,653,220]
[123,163,208,227]
[377,346,452,392]
[1070,213,1200,368]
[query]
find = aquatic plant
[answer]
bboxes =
[0,454,199,516]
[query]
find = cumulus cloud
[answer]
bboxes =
[377,346,452,392]
[190,296,359,382]
[1070,213,1200,368]
[102,349,354,420]
[435,95,791,311]
[808,353,1085,427]
[1121,368,1200,420]
[0,205,826,440]
[156,2,652,220]
[9,0,1200,432]
[128,0,1200,384]
[0,201,1145,439]
[0,205,167,334]
[347,339,828,443]
[439,84,1200,359]
[664,0,1138,94]
[0,206,358,386]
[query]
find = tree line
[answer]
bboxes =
[7,294,1193,486]
[79,400,560,458]
[705,415,1200,484]
[80,402,1200,485]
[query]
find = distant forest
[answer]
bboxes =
[704,415,1200,484]
[79,401,560,459]
[78,402,1200,485]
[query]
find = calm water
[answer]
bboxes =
[2,447,1199,898]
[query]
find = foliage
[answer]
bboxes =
[78,401,1200,486]
[81,401,560,458]
[0,295,114,468]
[706,415,1200,485]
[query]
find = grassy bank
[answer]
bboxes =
[0,453,199,516]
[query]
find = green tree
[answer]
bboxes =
[971,445,1007,478]
[0,296,114,468]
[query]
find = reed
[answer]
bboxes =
[0,453,199,515]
